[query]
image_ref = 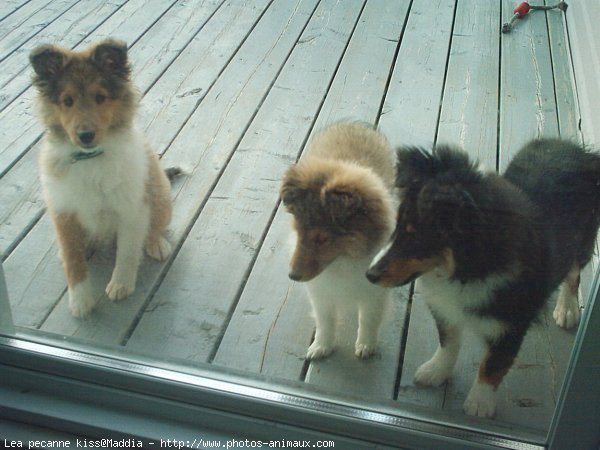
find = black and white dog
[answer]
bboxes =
[367,139,600,418]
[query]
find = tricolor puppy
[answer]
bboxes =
[367,139,600,418]
[281,123,396,360]
[30,39,177,317]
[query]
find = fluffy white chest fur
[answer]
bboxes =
[41,128,150,238]
[307,256,387,308]
[305,255,390,359]
[417,269,512,341]
[39,127,169,318]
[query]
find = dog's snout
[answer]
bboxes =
[289,271,303,282]
[366,268,381,284]
[78,130,96,145]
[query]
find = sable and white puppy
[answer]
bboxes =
[280,123,396,359]
[30,39,175,317]
[367,139,600,418]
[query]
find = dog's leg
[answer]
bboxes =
[106,212,149,301]
[553,263,580,329]
[464,331,524,418]
[415,311,461,386]
[307,297,335,360]
[145,158,173,261]
[53,212,97,317]
[355,299,386,359]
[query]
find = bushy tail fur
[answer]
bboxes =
[164,167,183,182]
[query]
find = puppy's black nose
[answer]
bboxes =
[289,271,302,281]
[78,130,95,145]
[366,269,380,284]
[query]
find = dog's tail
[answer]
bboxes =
[164,167,184,182]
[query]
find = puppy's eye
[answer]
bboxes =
[63,96,74,107]
[314,234,330,245]
[95,94,106,104]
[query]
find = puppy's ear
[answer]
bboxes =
[395,147,435,189]
[418,183,480,235]
[280,167,306,212]
[30,45,67,80]
[91,39,130,79]
[322,188,364,225]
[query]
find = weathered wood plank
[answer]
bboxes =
[3,216,63,328]
[378,0,456,148]
[396,289,443,408]
[215,0,411,398]
[139,0,272,155]
[0,1,31,24]
[124,0,365,361]
[0,0,128,112]
[0,0,77,61]
[545,2,579,141]
[437,0,500,169]
[498,0,559,168]
[212,207,313,379]
[39,0,322,342]
[0,0,221,257]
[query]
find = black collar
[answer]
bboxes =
[70,149,105,163]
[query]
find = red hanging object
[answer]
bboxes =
[513,2,532,18]
[502,2,568,33]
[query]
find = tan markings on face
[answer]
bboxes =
[53,212,88,287]
[57,81,119,147]
[374,255,444,287]
[477,350,515,389]
[443,248,456,276]
[289,228,340,282]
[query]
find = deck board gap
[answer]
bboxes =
[0,133,41,180]
[432,0,460,148]
[150,0,277,160]
[139,0,230,98]
[0,1,32,23]
[374,0,413,128]
[123,1,179,51]
[496,0,503,172]
[0,0,79,64]
[0,0,130,114]
[543,6,562,140]
[206,200,283,363]
[393,282,415,400]
[1,209,43,262]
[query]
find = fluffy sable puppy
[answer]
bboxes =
[367,139,600,418]
[280,123,396,359]
[30,39,177,317]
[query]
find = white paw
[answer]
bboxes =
[106,274,136,301]
[414,357,453,387]
[306,341,334,360]
[463,382,497,418]
[146,236,172,261]
[553,296,580,329]
[68,281,97,318]
[355,341,377,359]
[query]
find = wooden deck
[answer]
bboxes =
[1,0,595,435]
